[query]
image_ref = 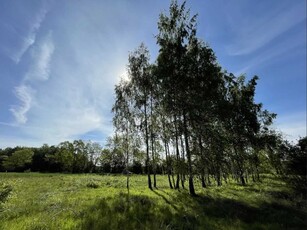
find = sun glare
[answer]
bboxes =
[120,70,130,82]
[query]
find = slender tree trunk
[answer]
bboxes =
[240,174,246,185]
[236,160,246,186]
[125,127,130,193]
[201,174,206,188]
[168,173,173,189]
[207,168,211,186]
[252,171,255,182]
[198,136,206,188]
[256,165,260,182]
[164,140,173,189]
[234,145,246,186]
[174,115,180,189]
[144,103,152,190]
[180,133,185,189]
[181,174,185,189]
[151,134,157,188]
[216,168,222,186]
[162,115,173,189]
[150,94,157,188]
[183,112,196,196]
[223,173,228,184]
[238,163,246,185]
[171,167,176,188]
[153,174,157,188]
[126,132,130,192]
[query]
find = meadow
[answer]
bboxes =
[0,173,306,230]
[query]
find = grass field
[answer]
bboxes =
[0,173,306,230]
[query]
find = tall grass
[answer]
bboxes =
[0,173,306,229]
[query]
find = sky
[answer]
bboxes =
[0,0,306,148]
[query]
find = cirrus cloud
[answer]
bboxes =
[25,32,55,81]
[10,85,35,124]
[11,5,49,63]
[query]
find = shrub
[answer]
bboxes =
[86,181,99,189]
[285,137,307,198]
[0,182,13,204]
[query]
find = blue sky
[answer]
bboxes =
[0,0,306,148]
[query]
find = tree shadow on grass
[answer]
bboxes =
[172,192,307,229]
[78,191,307,230]
[78,192,201,230]
[151,189,179,211]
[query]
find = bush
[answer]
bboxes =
[131,161,143,174]
[285,137,307,198]
[86,181,99,189]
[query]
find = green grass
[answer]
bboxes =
[0,173,306,230]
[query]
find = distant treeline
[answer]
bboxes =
[4,138,305,193]
[0,139,158,174]
[0,136,306,196]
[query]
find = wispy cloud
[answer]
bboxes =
[1,0,178,146]
[227,1,306,56]
[11,5,48,63]
[10,31,54,125]
[10,85,35,124]
[0,122,18,127]
[234,31,305,76]
[20,86,111,145]
[25,32,55,81]
[274,112,306,143]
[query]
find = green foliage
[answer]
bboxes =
[54,148,74,172]
[2,149,34,171]
[108,0,280,194]
[285,136,307,198]
[0,141,104,173]
[287,137,307,176]
[100,139,127,173]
